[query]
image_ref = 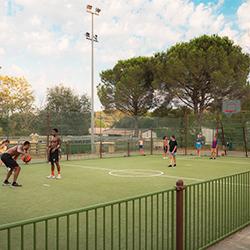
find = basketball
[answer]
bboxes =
[21,154,32,163]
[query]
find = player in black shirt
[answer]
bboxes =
[168,135,177,167]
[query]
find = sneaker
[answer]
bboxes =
[168,165,172,168]
[12,182,22,187]
[47,175,56,179]
[56,174,62,179]
[2,180,11,186]
[163,157,166,159]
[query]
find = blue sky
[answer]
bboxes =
[193,0,244,15]
[0,0,250,109]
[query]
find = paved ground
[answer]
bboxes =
[209,226,250,249]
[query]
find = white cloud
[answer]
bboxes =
[1,0,250,110]
[30,16,41,26]
[237,1,250,31]
[0,47,5,56]
[236,1,250,53]
[58,37,69,51]
[9,64,28,76]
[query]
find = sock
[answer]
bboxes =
[58,170,60,175]
[51,171,55,176]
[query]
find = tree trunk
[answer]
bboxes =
[134,116,139,137]
[194,106,202,133]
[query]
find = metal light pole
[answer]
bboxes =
[86,5,101,154]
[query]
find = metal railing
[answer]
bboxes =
[1,170,250,249]
[0,189,176,250]
[184,170,250,250]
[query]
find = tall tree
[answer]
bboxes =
[154,35,250,126]
[97,57,156,132]
[0,76,34,116]
[0,76,35,135]
[37,85,90,135]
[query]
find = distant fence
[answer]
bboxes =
[1,170,250,249]
[3,132,248,163]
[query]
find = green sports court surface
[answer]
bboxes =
[1,155,250,225]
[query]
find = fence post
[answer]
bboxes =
[66,142,69,161]
[150,129,153,155]
[127,141,130,157]
[243,126,248,157]
[220,121,227,156]
[176,180,185,250]
[46,111,50,161]
[100,141,103,159]
[184,112,188,155]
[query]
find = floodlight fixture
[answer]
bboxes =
[95,8,101,14]
[94,34,98,42]
[86,5,92,11]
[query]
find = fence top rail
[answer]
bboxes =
[0,187,175,231]
[185,169,250,188]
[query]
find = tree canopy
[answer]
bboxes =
[0,76,35,136]
[153,35,250,124]
[39,85,91,135]
[98,57,156,130]
[0,76,34,116]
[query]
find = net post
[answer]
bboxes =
[127,141,130,157]
[176,179,185,250]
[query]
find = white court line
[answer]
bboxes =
[65,164,112,171]
[179,158,250,165]
[160,175,204,181]
[109,169,164,178]
[65,163,202,181]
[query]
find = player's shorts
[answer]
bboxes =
[163,146,168,153]
[196,143,202,149]
[49,149,59,163]
[139,145,144,149]
[169,151,177,156]
[1,153,19,169]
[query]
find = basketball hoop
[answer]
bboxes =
[222,100,241,117]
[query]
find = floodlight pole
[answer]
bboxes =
[86,5,100,154]
[91,12,94,154]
